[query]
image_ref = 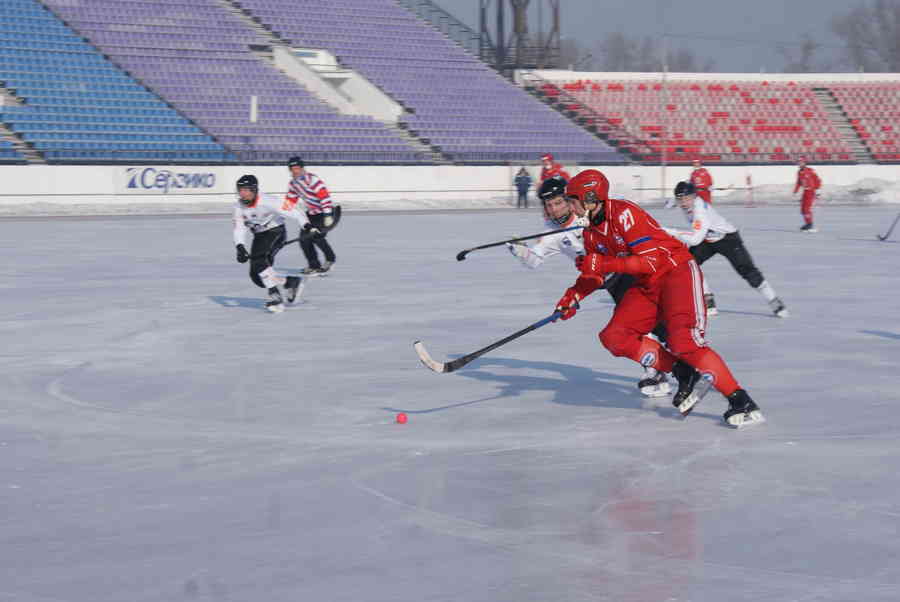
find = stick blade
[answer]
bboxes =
[413,341,447,373]
[455,250,469,261]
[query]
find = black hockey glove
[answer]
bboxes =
[236,244,250,263]
[302,223,322,237]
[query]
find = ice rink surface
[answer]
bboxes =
[2,205,900,602]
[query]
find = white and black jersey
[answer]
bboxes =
[669,197,737,246]
[511,214,587,269]
[233,193,310,248]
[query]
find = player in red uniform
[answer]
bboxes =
[794,158,821,232]
[553,169,764,427]
[690,159,713,203]
[539,153,570,183]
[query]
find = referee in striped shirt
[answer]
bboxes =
[286,156,338,274]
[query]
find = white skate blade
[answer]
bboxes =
[266,303,285,314]
[677,376,714,417]
[640,381,672,398]
[725,410,765,429]
[775,308,790,318]
[677,394,700,416]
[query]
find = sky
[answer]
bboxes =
[433,0,856,73]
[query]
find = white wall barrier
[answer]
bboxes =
[0,163,897,215]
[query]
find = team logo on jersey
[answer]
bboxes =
[614,234,625,246]
[595,243,608,253]
[639,351,657,367]
[562,238,572,247]
[693,220,702,231]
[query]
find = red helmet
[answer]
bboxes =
[541,153,554,162]
[566,169,610,204]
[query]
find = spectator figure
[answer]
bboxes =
[514,167,532,208]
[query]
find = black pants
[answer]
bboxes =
[516,190,528,208]
[604,273,669,343]
[300,213,336,269]
[249,225,286,289]
[690,231,764,289]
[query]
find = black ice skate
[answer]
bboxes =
[285,276,304,304]
[638,367,672,398]
[320,260,334,273]
[800,223,818,233]
[299,266,327,276]
[723,389,765,428]
[704,293,719,316]
[671,361,714,417]
[769,297,789,318]
[265,287,285,313]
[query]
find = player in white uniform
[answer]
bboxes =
[667,181,788,318]
[508,176,675,397]
[233,174,319,312]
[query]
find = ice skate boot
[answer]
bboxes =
[285,276,304,304]
[800,223,818,233]
[638,367,672,398]
[723,389,765,428]
[265,287,285,313]
[671,362,715,417]
[769,297,789,318]
[704,293,719,316]
[321,260,333,273]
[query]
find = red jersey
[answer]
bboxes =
[690,167,712,191]
[794,167,821,193]
[573,198,695,295]
[540,162,571,183]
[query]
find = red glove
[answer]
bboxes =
[578,253,611,277]
[554,288,582,321]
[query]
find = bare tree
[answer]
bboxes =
[558,37,594,70]
[594,33,714,72]
[596,32,635,71]
[832,0,900,71]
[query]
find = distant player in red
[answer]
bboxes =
[553,169,763,428]
[794,158,821,232]
[539,153,570,183]
[690,159,713,203]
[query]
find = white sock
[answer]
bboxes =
[259,267,285,289]
[756,280,777,302]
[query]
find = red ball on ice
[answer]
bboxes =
[396,413,408,424]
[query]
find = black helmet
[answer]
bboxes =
[539,176,571,225]
[538,176,567,202]
[287,156,304,168]
[236,174,258,205]
[674,181,696,197]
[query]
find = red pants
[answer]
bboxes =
[697,189,712,204]
[598,261,740,396]
[800,190,816,224]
